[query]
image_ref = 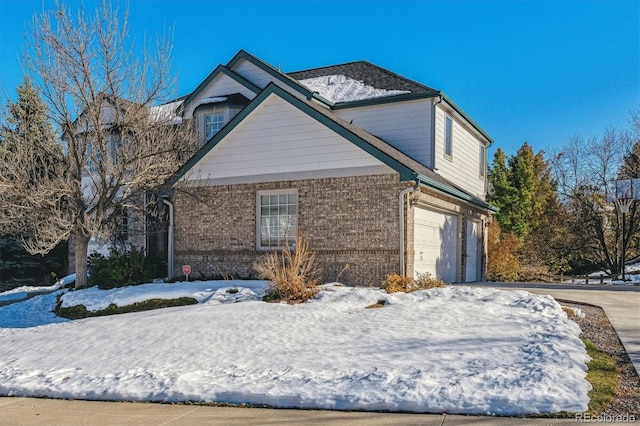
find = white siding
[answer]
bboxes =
[231,58,306,100]
[334,100,433,168]
[434,104,487,198]
[180,93,393,184]
[183,74,256,119]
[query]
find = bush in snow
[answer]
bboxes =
[381,272,444,293]
[253,234,321,304]
[413,272,445,289]
[89,247,164,289]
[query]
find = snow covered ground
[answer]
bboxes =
[0,281,591,415]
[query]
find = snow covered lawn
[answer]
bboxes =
[0,282,591,415]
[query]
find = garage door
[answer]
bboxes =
[413,208,458,283]
[465,220,479,282]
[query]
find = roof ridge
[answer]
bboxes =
[286,60,369,75]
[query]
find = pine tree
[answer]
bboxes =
[487,142,564,276]
[0,80,67,288]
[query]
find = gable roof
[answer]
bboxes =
[168,82,495,212]
[226,50,319,100]
[181,64,260,113]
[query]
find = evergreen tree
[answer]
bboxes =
[487,142,564,276]
[0,80,67,288]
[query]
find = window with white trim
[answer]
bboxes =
[445,116,453,158]
[479,145,486,177]
[204,112,224,140]
[257,190,298,249]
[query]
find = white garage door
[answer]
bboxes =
[465,220,479,282]
[413,208,458,283]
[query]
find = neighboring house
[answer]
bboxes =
[160,50,496,285]
[68,95,177,267]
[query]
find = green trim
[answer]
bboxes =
[440,92,493,145]
[182,65,260,112]
[416,173,498,212]
[331,92,438,109]
[226,50,333,107]
[167,83,417,186]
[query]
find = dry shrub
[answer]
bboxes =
[253,234,321,304]
[381,272,445,293]
[487,220,521,281]
[413,272,445,289]
[381,273,413,293]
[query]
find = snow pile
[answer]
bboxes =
[300,75,410,103]
[60,280,265,311]
[0,283,590,415]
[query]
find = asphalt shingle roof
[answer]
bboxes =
[288,61,439,95]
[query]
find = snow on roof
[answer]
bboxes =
[149,100,184,125]
[191,96,228,110]
[299,74,411,103]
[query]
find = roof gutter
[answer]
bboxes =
[416,173,498,212]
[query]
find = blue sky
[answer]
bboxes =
[0,0,638,157]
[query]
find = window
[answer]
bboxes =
[204,112,224,140]
[445,116,453,158]
[479,145,486,177]
[115,207,129,243]
[257,190,298,249]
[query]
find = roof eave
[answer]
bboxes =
[182,65,260,112]
[415,173,498,212]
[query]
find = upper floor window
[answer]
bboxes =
[257,189,298,249]
[479,145,486,178]
[445,116,453,159]
[205,112,224,140]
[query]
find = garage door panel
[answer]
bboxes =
[413,208,458,283]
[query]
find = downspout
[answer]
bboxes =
[399,180,420,277]
[162,199,174,280]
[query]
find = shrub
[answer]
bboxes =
[55,297,198,319]
[89,246,164,289]
[381,272,445,293]
[413,272,445,289]
[253,234,321,304]
[380,273,413,293]
[486,220,521,281]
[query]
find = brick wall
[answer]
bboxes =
[173,173,404,286]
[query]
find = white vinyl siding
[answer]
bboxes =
[257,189,298,249]
[434,105,487,199]
[334,100,433,168]
[180,93,392,184]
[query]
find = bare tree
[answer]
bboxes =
[0,1,193,288]
[550,125,638,274]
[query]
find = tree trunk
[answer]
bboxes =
[74,235,90,289]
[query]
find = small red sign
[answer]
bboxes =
[182,265,191,276]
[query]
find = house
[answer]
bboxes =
[163,50,496,285]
